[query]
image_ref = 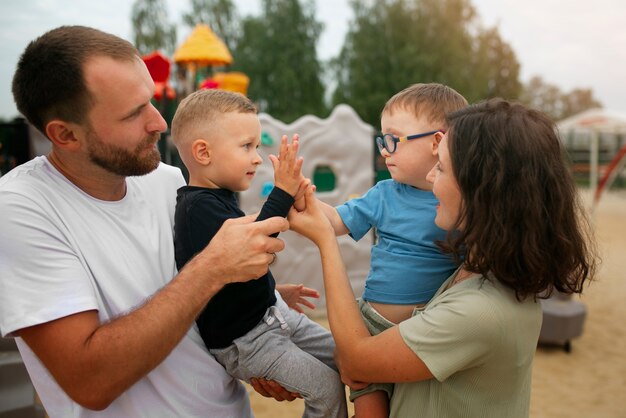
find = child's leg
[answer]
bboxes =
[348,299,395,416]
[354,391,389,418]
[212,306,347,418]
[274,295,338,369]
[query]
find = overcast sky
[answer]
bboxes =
[1,0,625,120]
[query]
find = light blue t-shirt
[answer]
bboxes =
[336,180,457,304]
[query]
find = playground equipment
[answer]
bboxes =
[209,71,250,95]
[173,24,234,96]
[595,144,626,204]
[239,105,376,308]
[142,51,176,102]
[557,108,626,209]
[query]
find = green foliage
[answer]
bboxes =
[127,0,599,127]
[470,27,521,100]
[331,0,521,127]
[520,76,603,121]
[131,0,177,55]
[182,0,240,52]
[231,0,327,123]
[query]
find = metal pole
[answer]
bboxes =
[590,129,599,194]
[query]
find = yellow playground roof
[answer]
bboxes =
[173,24,233,66]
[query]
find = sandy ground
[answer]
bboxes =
[247,189,626,418]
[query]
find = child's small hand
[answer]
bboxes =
[269,134,303,197]
[276,283,319,313]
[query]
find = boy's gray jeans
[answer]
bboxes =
[210,295,347,418]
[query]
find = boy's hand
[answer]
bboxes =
[269,134,304,197]
[276,283,319,313]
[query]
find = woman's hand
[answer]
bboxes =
[288,186,334,246]
[293,177,311,212]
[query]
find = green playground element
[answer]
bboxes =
[313,165,336,192]
[261,131,274,146]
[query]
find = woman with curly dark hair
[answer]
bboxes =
[285,99,597,418]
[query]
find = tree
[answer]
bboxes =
[471,27,521,100]
[182,0,240,52]
[232,0,326,122]
[561,88,603,120]
[131,0,177,56]
[331,0,521,127]
[520,76,602,121]
[331,0,415,127]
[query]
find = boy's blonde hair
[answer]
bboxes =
[382,83,468,128]
[171,89,257,149]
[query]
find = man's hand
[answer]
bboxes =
[249,378,302,402]
[276,283,319,313]
[193,215,288,287]
[16,213,288,412]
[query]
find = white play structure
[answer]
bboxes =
[557,108,626,208]
[239,104,376,309]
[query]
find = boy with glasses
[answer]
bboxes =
[318,83,467,417]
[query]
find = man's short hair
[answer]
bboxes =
[12,25,139,135]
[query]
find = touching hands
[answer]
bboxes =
[288,185,334,246]
[269,134,304,197]
[276,284,320,313]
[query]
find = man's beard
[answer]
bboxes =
[86,130,162,177]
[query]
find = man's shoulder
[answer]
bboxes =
[0,157,61,209]
[0,156,48,189]
[131,163,185,191]
[146,163,184,182]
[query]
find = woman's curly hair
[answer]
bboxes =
[440,99,598,300]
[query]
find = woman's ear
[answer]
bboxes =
[45,120,82,151]
[191,139,211,165]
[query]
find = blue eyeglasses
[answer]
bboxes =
[375,130,444,154]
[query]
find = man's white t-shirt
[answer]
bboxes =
[0,156,252,418]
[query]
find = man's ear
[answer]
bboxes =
[45,120,82,151]
[191,139,211,165]
[430,131,445,156]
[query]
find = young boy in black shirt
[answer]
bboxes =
[172,89,347,418]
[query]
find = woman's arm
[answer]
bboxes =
[288,187,433,384]
[317,199,350,236]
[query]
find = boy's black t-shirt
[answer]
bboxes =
[174,186,294,349]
